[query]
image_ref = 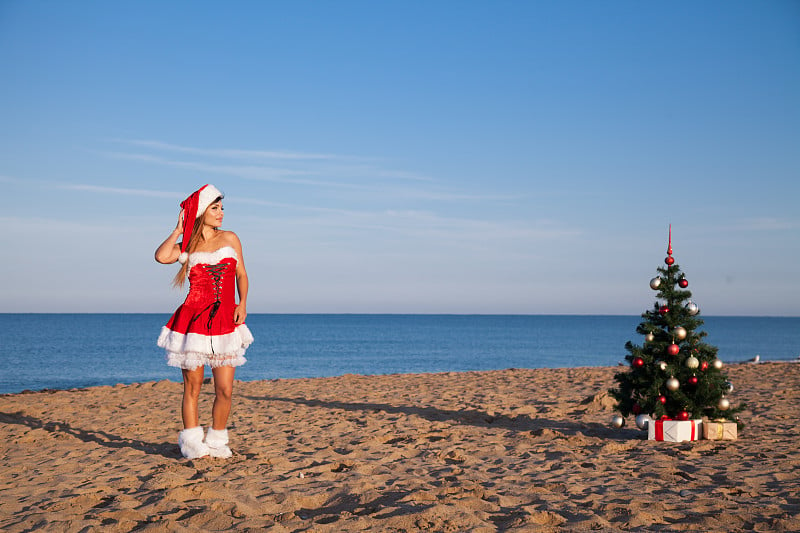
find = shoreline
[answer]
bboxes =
[2,363,799,531]
[4,359,797,397]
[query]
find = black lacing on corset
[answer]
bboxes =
[186,262,231,354]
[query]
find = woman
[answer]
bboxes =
[155,184,254,459]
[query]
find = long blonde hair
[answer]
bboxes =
[172,196,223,288]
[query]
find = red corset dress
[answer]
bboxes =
[157,246,254,370]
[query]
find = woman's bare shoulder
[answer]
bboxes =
[217,229,240,242]
[215,230,242,249]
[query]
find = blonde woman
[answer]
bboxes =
[155,184,254,459]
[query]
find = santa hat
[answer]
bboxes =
[179,184,223,253]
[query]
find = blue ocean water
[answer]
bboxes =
[0,314,797,394]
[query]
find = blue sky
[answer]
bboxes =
[1,1,798,315]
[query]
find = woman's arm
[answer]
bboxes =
[155,209,184,264]
[230,232,249,324]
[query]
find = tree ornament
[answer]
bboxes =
[712,358,723,370]
[645,332,655,342]
[635,414,652,430]
[688,375,699,386]
[725,381,734,393]
[718,397,730,411]
[665,256,675,265]
[677,410,690,421]
[666,377,680,391]
[667,343,680,356]
[610,415,625,428]
[659,305,669,316]
[701,361,709,371]
[658,395,667,404]
[685,355,699,369]
[678,278,689,288]
[686,301,699,315]
[649,277,662,290]
[674,326,687,340]
[632,403,642,415]
[656,360,667,371]
[632,357,644,368]
[666,225,673,256]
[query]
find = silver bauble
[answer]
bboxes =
[685,356,700,369]
[712,358,723,370]
[649,277,662,290]
[645,332,655,342]
[656,360,667,371]
[725,381,734,393]
[666,377,680,391]
[674,326,687,340]
[718,397,730,411]
[686,301,699,315]
[611,414,625,428]
[635,414,653,430]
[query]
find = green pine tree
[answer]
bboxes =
[611,229,744,425]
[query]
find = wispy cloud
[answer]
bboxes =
[1,215,145,235]
[95,138,524,209]
[239,197,581,245]
[100,147,510,202]
[102,151,343,186]
[231,196,371,216]
[58,183,184,198]
[114,139,366,162]
[101,150,436,190]
[704,217,799,234]
[737,217,798,231]
[106,139,434,183]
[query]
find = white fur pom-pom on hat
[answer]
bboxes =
[178,252,189,264]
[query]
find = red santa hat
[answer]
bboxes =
[179,184,223,253]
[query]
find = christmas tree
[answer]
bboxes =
[611,227,744,427]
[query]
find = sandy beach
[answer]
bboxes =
[1,362,798,532]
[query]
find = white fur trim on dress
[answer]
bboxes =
[158,324,254,370]
[187,246,238,268]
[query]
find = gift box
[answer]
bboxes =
[702,420,737,440]
[648,418,702,442]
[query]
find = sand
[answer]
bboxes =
[1,362,798,532]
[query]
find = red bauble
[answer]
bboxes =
[701,361,709,371]
[678,279,689,288]
[677,410,690,421]
[659,305,669,315]
[667,343,680,356]
[688,375,699,386]
[658,395,667,404]
[632,357,645,368]
[632,403,642,415]
[665,256,675,265]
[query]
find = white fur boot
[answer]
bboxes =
[178,426,210,459]
[205,427,233,458]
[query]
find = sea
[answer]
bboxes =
[0,314,797,395]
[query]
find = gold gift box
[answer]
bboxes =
[702,420,737,440]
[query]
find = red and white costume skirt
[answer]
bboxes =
[157,246,254,370]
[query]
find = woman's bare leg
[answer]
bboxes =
[181,367,205,428]
[211,366,236,430]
